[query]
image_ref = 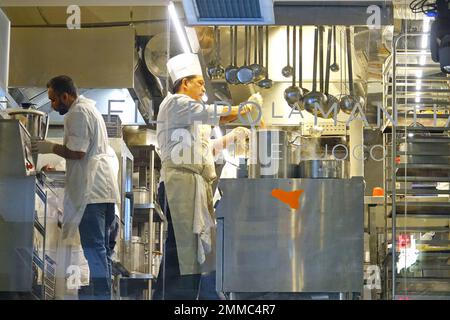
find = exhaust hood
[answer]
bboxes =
[182,0,393,26]
[182,0,275,25]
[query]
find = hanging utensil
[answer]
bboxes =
[237,26,254,84]
[225,26,240,85]
[207,26,224,80]
[339,26,359,114]
[319,26,340,118]
[284,25,302,109]
[215,26,225,79]
[303,26,327,115]
[249,26,265,82]
[330,26,340,72]
[206,26,217,79]
[281,26,294,78]
[297,26,309,109]
[257,26,273,89]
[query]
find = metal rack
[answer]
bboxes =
[382,33,450,300]
[127,145,165,300]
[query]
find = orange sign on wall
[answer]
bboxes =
[271,189,305,210]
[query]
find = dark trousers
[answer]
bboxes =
[78,203,115,300]
[153,182,201,300]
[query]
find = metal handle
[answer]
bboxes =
[312,27,318,92]
[43,113,49,139]
[288,135,302,146]
[346,26,354,95]
[292,25,297,86]
[299,26,303,87]
[325,26,332,94]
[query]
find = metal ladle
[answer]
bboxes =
[249,26,265,82]
[281,26,294,78]
[214,26,225,79]
[225,26,240,85]
[303,26,327,115]
[339,26,361,114]
[319,26,340,118]
[237,26,254,84]
[207,26,219,79]
[207,26,224,80]
[330,26,340,72]
[297,26,309,109]
[257,26,273,89]
[284,25,302,109]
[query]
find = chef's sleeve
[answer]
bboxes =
[65,111,90,153]
[178,96,225,126]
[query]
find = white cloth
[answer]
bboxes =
[167,53,203,83]
[62,95,120,240]
[192,173,215,265]
[192,125,215,264]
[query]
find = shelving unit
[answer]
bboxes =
[128,144,166,300]
[382,32,450,300]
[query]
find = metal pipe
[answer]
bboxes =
[148,149,155,299]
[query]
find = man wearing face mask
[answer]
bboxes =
[31,75,120,300]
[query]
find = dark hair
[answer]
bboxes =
[171,75,196,94]
[47,75,78,97]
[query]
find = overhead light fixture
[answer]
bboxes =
[168,1,191,53]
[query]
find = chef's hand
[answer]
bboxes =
[231,126,251,140]
[247,92,263,108]
[241,92,263,113]
[31,138,56,154]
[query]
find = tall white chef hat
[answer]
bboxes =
[167,53,203,83]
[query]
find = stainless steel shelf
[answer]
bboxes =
[390,177,450,182]
[394,189,450,195]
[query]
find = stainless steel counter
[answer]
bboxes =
[216,177,364,294]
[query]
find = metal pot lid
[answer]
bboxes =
[6,108,46,116]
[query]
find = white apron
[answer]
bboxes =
[162,125,217,275]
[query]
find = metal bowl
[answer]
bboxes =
[317,94,340,119]
[303,92,327,115]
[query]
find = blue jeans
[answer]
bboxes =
[78,203,115,300]
[198,271,225,300]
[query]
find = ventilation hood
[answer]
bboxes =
[182,0,393,26]
[182,0,275,25]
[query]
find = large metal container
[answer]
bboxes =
[299,159,348,179]
[130,236,146,273]
[133,187,150,205]
[6,107,49,139]
[249,129,301,178]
